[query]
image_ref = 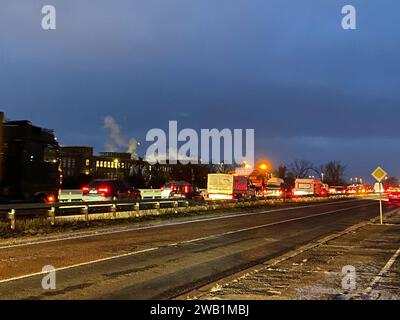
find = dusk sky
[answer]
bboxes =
[1,1,399,181]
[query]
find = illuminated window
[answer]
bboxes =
[86,159,90,166]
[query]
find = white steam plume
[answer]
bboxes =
[104,116,139,159]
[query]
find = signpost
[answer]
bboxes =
[371,166,388,225]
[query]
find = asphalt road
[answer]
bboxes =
[0,198,391,299]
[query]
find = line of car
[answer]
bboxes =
[79,176,397,204]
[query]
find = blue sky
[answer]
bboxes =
[1,1,399,181]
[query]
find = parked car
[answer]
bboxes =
[329,186,347,195]
[82,179,141,201]
[263,178,293,199]
[387,188,400,203]
[161,181,193,199]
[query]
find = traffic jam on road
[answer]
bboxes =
[1,1,400,311]
[1,111,399,306]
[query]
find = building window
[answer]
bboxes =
[86,159,90,166]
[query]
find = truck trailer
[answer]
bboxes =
[0,112,61,203]
[207,173,256,200]
[293,178,326,197]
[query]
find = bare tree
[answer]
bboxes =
[288,160,315,178]
[320,161,346,185]
[274,165,288,179]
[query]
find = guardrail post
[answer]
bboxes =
[48,207,56,226]
[184,200,189,208]
[8,209,15,230]
[173,201,178,209]
[81,206,89,224]
[134,202,140,212]
[154,202,160,211]
[111,204,117,219]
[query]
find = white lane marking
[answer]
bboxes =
[0,247,159,285]
[0,199,364,250]
[204,203,373,238]
[365,246,400,295]
[0,202,373,284]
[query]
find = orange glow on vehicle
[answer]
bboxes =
[259,163,268,170]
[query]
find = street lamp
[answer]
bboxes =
[258,162,269,184]
[321,172,324,182]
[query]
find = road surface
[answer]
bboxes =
[0,198,390,299]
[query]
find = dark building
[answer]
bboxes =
[59,145,210,189]
[93,152,134,180]
[60,146,93,178]
[1,113,60,202]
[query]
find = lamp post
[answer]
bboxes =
[258,163,269,185]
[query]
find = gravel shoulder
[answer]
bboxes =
[196,207,400,300]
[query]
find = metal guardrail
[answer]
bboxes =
[59,189,164,202]
[59,189,84,202]
[0,194,364,231]
[0,198,190,230]
[139,189,162,199]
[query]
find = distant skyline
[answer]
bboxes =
[1,1,400,182]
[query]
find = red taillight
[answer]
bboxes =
[161,186,165,191]
[82,186,89,193]
[184,186,189,193]
[98,186,110,195]
[171,185,175,192]
[47,195,55,203]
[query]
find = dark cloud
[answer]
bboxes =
[0,0,399,180]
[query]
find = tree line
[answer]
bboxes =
[274,160,347,186]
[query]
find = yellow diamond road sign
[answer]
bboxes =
[371,166,387,182]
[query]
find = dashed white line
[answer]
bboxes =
[0,247,159,285]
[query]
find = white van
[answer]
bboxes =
[293,178,324,196]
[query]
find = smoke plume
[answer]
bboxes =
[104,116,139,159]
